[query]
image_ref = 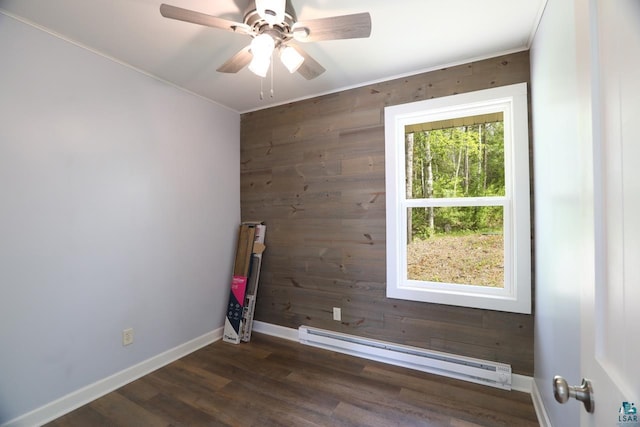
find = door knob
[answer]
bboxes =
[553,376,594,413]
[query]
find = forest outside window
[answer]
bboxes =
[384,83,531,314]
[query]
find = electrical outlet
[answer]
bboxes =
[333,307,341,321]
[122,328,134,346]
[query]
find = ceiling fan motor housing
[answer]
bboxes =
[244,0,297,39]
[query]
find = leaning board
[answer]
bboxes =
[223,222,265,344]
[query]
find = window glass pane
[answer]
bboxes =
[406,206,504,288]
[405,116,505,199]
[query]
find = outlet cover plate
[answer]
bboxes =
[122,328,134,346]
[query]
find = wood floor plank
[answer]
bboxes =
[46,405,113,427]
[361,364,537,420]
[142,392,219,425]
[216,381,342,426]
[449,420,486,427]
[116,376,161,402]
[44,333,539,427]
[285,366,459,426]
[215,364,341,418]
[88,391,169,427]
[333,401,452,427]
[399,387,539,427]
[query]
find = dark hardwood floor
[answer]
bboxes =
[45,333,539,426]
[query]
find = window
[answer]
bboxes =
[384,83,531,314]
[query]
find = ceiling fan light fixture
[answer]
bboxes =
[255,0,285,26]
[248,55,271,77]
[280,46,304,73]
[250,33,275,57]
[248,34,275,77]
[159,2,372,82]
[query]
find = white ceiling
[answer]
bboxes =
[0,0,546,113]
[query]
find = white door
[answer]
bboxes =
[569,0,640,425]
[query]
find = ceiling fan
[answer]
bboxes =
[159,0,372,80]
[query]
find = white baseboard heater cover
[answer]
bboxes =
[298,326,512,390]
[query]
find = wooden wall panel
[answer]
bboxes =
[241,51,534,375]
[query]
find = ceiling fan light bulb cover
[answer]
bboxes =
[250,33,275,57]
[249,34,275,77]
[248,55,271,77]
[256,0,285,25]
[280,46,304,73]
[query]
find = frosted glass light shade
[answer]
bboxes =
[250,33,275,58]
[248,34,275,77]
[280,46,304,73]
[248,55,271,77]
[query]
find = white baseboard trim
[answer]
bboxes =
[531,378,552,427]
[252,320,299,341]
[252,321,534,393]
[512,374,533,394]
[2,327,223,427]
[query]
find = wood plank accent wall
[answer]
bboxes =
[240,51,533,375]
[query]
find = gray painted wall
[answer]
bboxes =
[0,14,240,423]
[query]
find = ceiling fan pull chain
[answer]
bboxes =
[259,77,264,100]
[270,54,274,98]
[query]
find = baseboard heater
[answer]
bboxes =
[298,326,512,390]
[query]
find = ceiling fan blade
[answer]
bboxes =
[159,4,251,35]
[292,46,326,80]
[293,12,371,42]
[217,45,253,73]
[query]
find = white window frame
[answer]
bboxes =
[384,83,531,314]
